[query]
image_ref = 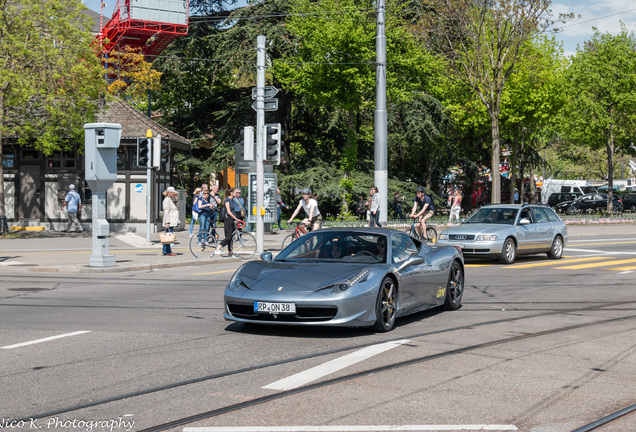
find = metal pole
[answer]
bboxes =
[146,165,152,245]
[255,36,266,253]
[375,0,388,225]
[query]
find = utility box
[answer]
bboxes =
[84,123,122,191]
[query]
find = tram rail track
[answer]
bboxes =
[10,300,636,431]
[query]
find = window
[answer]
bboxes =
[117,148,127,170]
[46,151,76,168]
[2,149,14,168]
[533,208,548,223]
[392,233,417,264]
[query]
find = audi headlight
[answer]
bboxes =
[476,234,498,241]
[324,269,370,294]
[438,234,448,240]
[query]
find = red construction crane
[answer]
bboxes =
[98,0,189,60]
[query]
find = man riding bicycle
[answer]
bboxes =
[409,186,435,239]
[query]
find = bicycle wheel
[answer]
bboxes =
[233,231,256,260]
[189,232,215,258]
[425,226,438,244]
[281,233,295,250]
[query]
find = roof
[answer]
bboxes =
[96,100,191,149]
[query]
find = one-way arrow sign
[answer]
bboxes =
[252,86,279,100]
[251,98,278,112]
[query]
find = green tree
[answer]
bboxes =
[0,0,103,216]
[500,35,566,202]
[414,0,569,203]
[560,25,636,212]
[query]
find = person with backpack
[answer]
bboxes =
[189,187,202,238]
[409,186,435,239]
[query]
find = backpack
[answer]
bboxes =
[192,195,202,214]
[219,203,227,221]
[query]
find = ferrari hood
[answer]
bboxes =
[236,261,371,292]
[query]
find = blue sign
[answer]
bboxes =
[135,184,144,193]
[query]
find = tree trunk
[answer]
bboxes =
[490,115,501,204]
[0,80,9,218]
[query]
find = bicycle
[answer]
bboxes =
[404,218,437,244]
[189,221,221,258]
[281,221,309,250]
[215,220,256,260]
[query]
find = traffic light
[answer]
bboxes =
[137,137,151,167]
[239,126,255,161]
[152,134,167,168]
[264,123,282,165]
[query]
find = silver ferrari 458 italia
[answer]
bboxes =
[223,228,464,332]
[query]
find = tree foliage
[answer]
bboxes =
[0,0,103,215]
[413,0,568,203]
[559,24,636,211]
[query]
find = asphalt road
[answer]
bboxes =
[1,236,635,432]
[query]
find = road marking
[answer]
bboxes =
[617,271,634,274]
[193,269,237,276]
[556,258,636,270]
[566,248,636,255]
[263,340,411,391]
[504,257,609,269]
[183,426,518,431]
[0,331,91,349]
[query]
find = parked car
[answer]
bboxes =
[436,204,567,264]
[547,192,582,209]
[223,228,464,332]
[621,193,636,212]
[555,193,623,215]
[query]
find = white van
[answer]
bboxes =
[540,179,598,204]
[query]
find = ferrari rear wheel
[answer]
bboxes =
[373,277,397,332]
[444,261,464,311]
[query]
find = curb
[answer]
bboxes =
[29,257,243,273]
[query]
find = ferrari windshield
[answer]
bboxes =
[463,207,517,225]
[276,231,387,264]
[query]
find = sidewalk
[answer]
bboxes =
[0,229,288,273]
[0,224,633,273]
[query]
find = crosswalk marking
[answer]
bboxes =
[556,258,636,270]
[606,265,636,271]
[504,257,608,269]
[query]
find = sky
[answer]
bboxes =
[83,0,636,58]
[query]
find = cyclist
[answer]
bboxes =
[288,188,322,232]
[409,186,435,239]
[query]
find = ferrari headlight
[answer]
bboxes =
[227,271,247,291]
[331,269,370,294]
[476,234,498,241]
[438,234,448,240]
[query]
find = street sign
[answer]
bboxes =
[251,86,278,100]
[251,98,278,112]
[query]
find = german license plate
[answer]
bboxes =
[254,301,296,314]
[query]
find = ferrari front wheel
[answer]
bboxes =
[372,277,397,332]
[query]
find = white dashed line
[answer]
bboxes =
[1,331,91,349]
[262,339,411,391]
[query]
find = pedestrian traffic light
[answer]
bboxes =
[263,123,282,165]
[239,126,255,161]
[137,137,151,167]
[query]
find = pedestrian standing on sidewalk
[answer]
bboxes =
[162,186,179,256]
[369,186,382,228]
[61,184,83,233]
[276,188,287,230]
